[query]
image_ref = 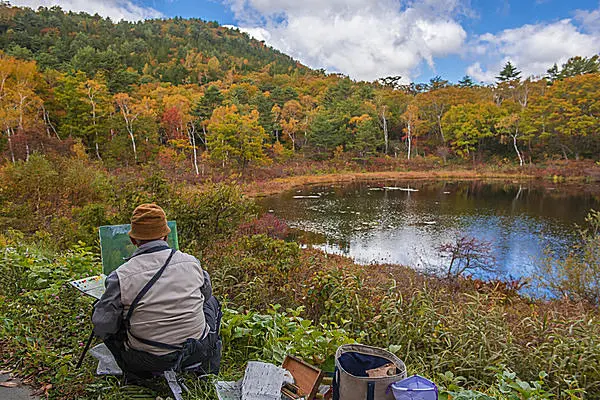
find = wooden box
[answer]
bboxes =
[282,355,324,400]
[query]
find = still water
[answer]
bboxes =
[260,180,600,286]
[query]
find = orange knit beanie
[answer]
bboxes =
[128,203,171,241]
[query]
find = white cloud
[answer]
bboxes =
[223,0,469,82]
[224,24,272,43]
[574,6,600,34]
[466,62,496,83]
[466,17,600,83]
[10,0,162,21]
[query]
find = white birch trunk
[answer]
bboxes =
[192,134,199,175]
[201,123,208,152]
[381,106,389,155]
[128,128,138,162]
[90,95,101,160]
[188,123,199,175]
[120,106,138,162]
[42,106,60,140]
[95,141,101,160]
[512,133,523,167]
[7,128,15,163]
[18,93,27,132]
[407,122,412,160]
[222,139,226,168]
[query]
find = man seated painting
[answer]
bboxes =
[92,203,221,380]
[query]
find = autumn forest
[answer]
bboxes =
[1,4,599,175]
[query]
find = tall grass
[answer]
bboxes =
[1,233,596,399]
[205,234,600,397]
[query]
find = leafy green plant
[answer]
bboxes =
[495,370,554,399]
[222,305,356,370]
[439,368,584,400]
[304,266,375,335]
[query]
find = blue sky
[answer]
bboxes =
[11,0,600,83]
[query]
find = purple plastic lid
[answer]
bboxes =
[391,375,437,391]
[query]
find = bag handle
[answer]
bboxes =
[333,367,340,400]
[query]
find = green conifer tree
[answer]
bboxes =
[496,61,522,83]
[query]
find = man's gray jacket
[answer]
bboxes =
[92,240,212,356]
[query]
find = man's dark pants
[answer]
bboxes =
[104,296,222,378]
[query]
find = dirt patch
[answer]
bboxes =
[0,373,39,400]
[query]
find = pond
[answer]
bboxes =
[259,180,600,292]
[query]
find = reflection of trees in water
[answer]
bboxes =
[437,181,599,223]
[260,180,600,281]
[275,180,600,234]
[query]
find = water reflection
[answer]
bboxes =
[260,180,600,287]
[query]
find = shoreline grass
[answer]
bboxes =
[240,163,600,197]
[243,170,538,197]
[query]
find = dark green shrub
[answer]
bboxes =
[205,234,301,309]
[171,183,257,252]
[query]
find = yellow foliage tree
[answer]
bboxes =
[207,105,269,171]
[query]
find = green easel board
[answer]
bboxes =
[99,221,179,275]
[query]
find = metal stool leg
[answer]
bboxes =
[76,330,95,369]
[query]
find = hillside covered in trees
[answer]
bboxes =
[0,3,599,174]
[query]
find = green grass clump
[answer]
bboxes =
[0,235,100,398]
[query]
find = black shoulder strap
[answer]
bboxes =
[125,248,182,351]
[367,381,375,400]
